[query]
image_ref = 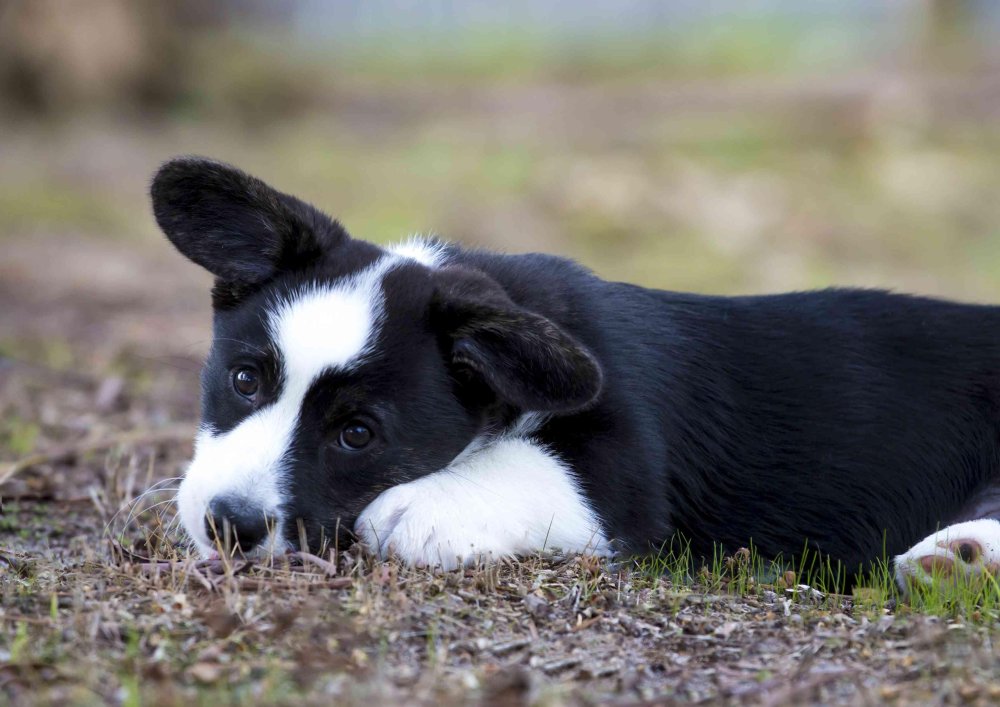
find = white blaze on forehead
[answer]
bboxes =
[269,280,378,383]
[178,259,392,557]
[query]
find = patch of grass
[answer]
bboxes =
[901,562,1000,621]
[324,20,866,85]
[632,531,1000,625]
[0,338,76,372]
[0,417,40,457]
[0,183,128,238]
[173,35,339,127]
[9,622,30,662]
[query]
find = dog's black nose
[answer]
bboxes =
[205,496,274,552]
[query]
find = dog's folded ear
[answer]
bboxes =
[151,156,347,289]
[431,267,603,414]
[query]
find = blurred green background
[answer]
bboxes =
[4,0,1000,376]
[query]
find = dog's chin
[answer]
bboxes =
[192,535,292,563]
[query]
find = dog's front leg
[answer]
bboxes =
[353,438,611,569]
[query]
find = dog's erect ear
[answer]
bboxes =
[151,156,348,286]
[431,267,603,414]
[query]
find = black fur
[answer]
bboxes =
[152,157,366,308]
[153,157,1000,576]
[432,266,603,413]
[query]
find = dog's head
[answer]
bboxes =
[152,157,602,557]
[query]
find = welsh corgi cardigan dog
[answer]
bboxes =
[152,157,1000,590]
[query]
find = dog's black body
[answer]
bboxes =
[456,251,1000,572]
[153,157,1000,576]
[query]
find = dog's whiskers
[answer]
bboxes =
[104,477,183,541]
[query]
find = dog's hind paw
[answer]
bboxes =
[894,519,1000,592]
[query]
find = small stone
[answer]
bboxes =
[878,685,901,701]
[188,662,222,684]
[958,685,980,702]
[714,622,739,639]
[94,376,125,412]
[350,648,368,667]
[524,593,549,618]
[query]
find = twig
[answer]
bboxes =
[0,424,196,485]
[124,554,353,591]
[578,663,620,679]
[541,657,581,674]
[237,577,353,591]
[293,551,339,576]
[491,638,531,655]
[183,565,216,592]
[134,562,175,573]
[0,614,54,626]
[109,539,154,565]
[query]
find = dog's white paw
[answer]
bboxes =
[354,480,507,570]
[353,438,611,570]
[894,519,1000,592]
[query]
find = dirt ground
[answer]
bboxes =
[5,70,1000,704]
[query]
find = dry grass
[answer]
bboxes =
[6,483,1000,706]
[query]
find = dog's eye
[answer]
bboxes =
[232,367,259,399]
[339,422,373,450]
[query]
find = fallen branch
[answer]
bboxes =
[238,577,353,591]
[113,545,356,592]
[491,638,532,655]
[292,551,340,576]
[541,657,581,674]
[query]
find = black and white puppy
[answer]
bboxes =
[152,157,1000,589]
